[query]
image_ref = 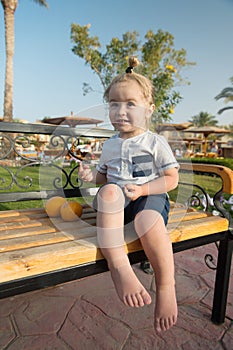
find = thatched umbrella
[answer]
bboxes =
[42,115,103,127]
[184,126,230,153]
[155,122,192,133]
[41,114,104,154]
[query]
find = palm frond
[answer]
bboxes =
[217,106,233,114]
[31,0,48,8]
[215,87,233,101]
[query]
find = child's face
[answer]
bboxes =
[108,81,154,139]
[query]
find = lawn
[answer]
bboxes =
[0,163,88,211]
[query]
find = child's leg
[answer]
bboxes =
[96,184,151,308]
[134,209,177,332]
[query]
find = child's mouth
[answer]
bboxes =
[115,119,130,125]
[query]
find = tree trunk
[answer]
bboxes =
[1,0,18,122]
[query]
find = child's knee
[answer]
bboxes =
[99,183,120,200]
[134,210,165,237]
[97,184,125,211]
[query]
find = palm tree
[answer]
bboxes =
[222,123,233,137]
[1,0,48,122]
[215,77,233,115]
[188,111,218,127]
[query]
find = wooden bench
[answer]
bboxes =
[0,122,233,326]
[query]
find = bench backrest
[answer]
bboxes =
[1,122,233,221]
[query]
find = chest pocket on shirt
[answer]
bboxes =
[132,155,153,177]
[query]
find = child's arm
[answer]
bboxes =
[124,168,179,201]
[78,162,107,185]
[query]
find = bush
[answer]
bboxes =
[180,157,233,170]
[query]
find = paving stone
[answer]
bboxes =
[82,287,154,330]
[177,305,229,341]
[0,296,25,317]
[202,289,233,321]
[124,323,224,350]
[41,271,115,298]
[0,317,16,349]
[225,290,233,320]
[59,299,130,350]
[5,335,70,350]
[123,328,168,349]
[199,270,215,289]
[176,271,209,304]
[174,245,218,275]
[13,294,75,335]
[150,269,209,305]
[222,323,233,349]
[179,335,224,350]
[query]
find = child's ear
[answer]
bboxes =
[147,104,155,117]
[150,104,155,113]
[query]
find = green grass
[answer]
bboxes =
[0,200,44,211]
[0,164,89,211]
[169,172,222,201]
[183,157,233,170]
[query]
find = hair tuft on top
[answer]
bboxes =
[128,56,140,69]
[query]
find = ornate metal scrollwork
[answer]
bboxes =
[204,242,219,270]
[68,165,83,189]
[0,131,85,192]
[0,165,15,190]
[0,134,14,160]
[179,181,210,211]
[213,190,233,229]
[178,180,232,271]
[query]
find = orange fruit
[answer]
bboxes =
[60,201,83,221]
[45,196,67,217]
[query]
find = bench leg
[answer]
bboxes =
[211,232,233,324]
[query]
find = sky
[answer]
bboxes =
[0,0,233,127]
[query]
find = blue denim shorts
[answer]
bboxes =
[93,184,170,226]
[124,193,170,226]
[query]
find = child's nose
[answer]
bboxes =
[118,103,126,115]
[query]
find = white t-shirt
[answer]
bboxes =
[96,131,179,187]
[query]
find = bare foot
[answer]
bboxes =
[110,264,152,307]
[154,284,178,332]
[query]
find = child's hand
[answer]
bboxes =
[124,183,143,201]
[78,162,93,182]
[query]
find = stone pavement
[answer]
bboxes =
[0,244,233,350]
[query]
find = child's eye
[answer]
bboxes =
[109,102,118,108]
[127,101,136,107]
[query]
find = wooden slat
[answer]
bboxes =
[168,211,209,223]
[0,224,56,240]
[0,232,71,253]
[52,216,96,227]
[0,208,45,218]
[0,218,52,233]
[0,212,48,223]
[60,226,97,240]
[0,240,102,283]
[168,215,228,242]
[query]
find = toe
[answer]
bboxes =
[124,294,136,307]
[154,318,162,333]
[142,290,152,305]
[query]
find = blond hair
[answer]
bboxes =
[104,57,154,105]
